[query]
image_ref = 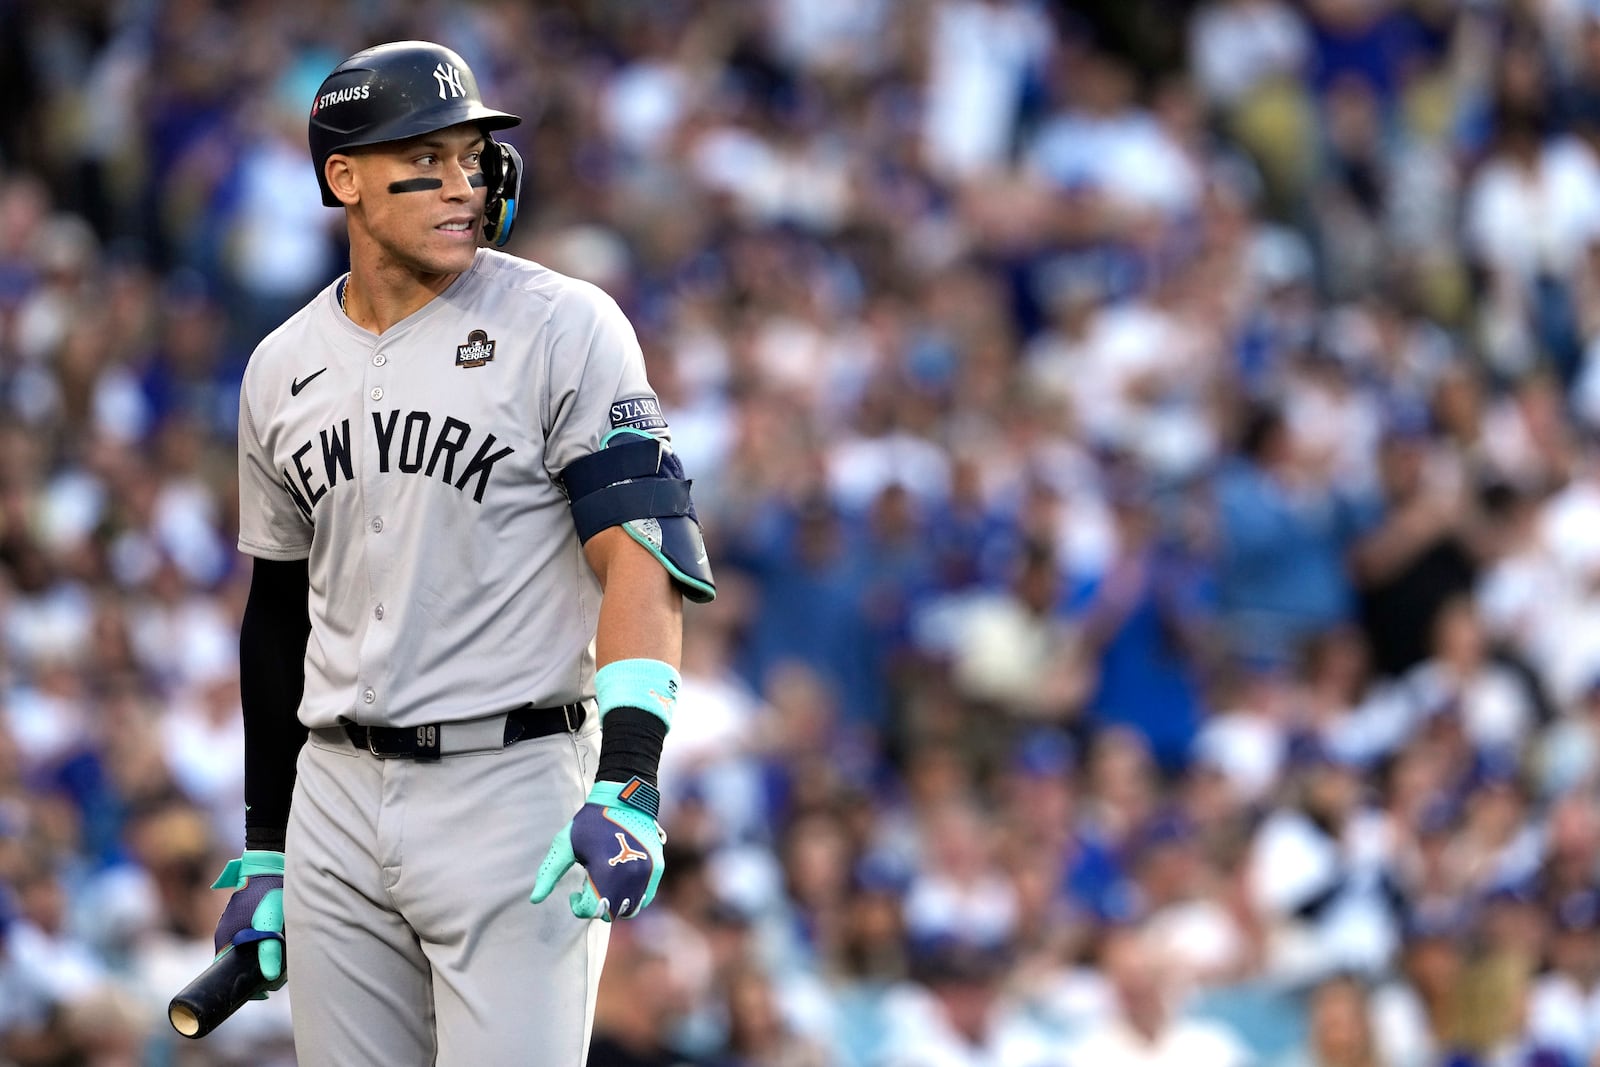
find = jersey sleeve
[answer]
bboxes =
[237,383,313,561]
[541,279,669,479]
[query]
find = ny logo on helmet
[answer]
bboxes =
[433,63,465,100]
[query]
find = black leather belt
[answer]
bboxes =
[338,703,585,761]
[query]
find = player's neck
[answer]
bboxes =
[343,254,464,334]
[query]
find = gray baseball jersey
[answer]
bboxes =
[237,247,669,729]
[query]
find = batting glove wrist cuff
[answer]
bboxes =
[589,777,662,820]
[595,658,679,729]
[211,850,286,891]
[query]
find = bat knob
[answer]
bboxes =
[168,942,276,1040]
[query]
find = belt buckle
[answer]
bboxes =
[365,727,398,759]
[563,704,577,733]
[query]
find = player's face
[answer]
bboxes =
[349,123,488,276]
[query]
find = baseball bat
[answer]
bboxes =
[168,942,274,1039]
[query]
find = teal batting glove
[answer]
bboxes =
[530,778,665,921]
[210,850,286,996]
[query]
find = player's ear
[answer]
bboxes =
[325,154,361,207]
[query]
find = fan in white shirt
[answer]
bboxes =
[1064,925,1251,1067]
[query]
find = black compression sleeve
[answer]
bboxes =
[239,557,312,852]
[594,706,668,786]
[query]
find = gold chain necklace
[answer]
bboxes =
[340,278,350,314]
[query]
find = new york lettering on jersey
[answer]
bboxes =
[279,410,515,520]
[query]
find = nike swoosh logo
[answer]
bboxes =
[290,368,328,396]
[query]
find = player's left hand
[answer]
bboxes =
[530,777,665,921]
[210,850,287,998]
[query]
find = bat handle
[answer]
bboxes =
[168,941,275,1039]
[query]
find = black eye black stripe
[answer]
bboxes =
[388,178,443,194]
[386,174,487,194]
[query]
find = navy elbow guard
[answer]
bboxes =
[558,429,716,603]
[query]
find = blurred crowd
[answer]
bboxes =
[8,0,1600,1064]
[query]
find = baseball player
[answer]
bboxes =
[209,41,715,1064]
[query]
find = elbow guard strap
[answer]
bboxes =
[558,429,716,603]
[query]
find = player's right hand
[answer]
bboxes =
[530,778,666,922]
[210,850,287,996]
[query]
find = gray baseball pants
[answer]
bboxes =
[283,715,607,1065]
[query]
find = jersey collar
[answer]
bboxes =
[328,249,485,345]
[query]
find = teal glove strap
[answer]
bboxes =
[211,849,286,889]
[529,778,666,921]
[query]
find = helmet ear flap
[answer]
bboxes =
[482,139,522,248]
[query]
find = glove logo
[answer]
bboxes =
[608,833,650,866]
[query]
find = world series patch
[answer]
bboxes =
[610,396,667,431]
[456,329,496,368]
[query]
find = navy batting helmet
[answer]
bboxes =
[309,41,523,244]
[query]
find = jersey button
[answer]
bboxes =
[370,387,384,402]
[371,517,384,533]
[373,353,387,367]
[363,688,376,704]
[374,604,385,621]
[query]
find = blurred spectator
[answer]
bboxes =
[710,963,831,1067]
[1398,597,1540,755]
[1370,902,1470,1067]
[1081,477,1212,771]
[1349,405,1482,679]
[732,494,886,725]
[0,844,151,1065]
[221,82,338,351]
[902,798,1017,950]
[1194,658,1296,808]
[1247,733,1400,983]
[589,920,698,1067]
[872,936,1058,1067]
[1272,973,1381,1067]
[1063,923,1251,1066]
[1443,755,1542,900]
[1540,791,1600,904]
[922,0,1054,181]
[1129,810,1252,991]
[1528,889,1600,1065]
[1215,403,1363,665]
[1190,0,1309,112]
[1464,95,1600,384]
[942,538,1089,724]
[1082,725,1161,856]
[1446,952,1567,1067]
